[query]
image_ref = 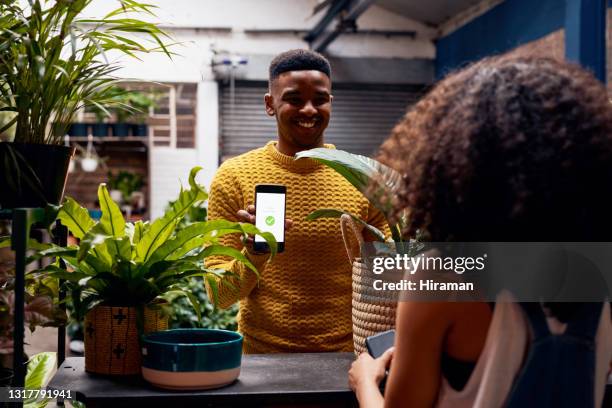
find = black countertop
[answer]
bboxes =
[49,353,357,407]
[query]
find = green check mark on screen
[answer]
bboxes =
[265,216,275,226]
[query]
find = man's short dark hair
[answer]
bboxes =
[269,49,331,84]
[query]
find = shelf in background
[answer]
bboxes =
[68,136,149,143]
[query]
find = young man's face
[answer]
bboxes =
[265,70,332,154]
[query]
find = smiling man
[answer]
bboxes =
[205,49,388,354]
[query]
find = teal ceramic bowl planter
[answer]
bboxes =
[141,329,243,390]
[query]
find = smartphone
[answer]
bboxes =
[365,329,395,358]
[253,184,286,253]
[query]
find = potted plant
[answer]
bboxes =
[107,170,145,207]
[296,148,420,354]
[127,91,158,137]
[0,0,172,208]
[32,167,276,375]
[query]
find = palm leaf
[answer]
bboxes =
[295,148,403,218]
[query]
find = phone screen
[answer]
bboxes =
[254,185,286,252]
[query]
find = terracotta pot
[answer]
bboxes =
[84,305,168,375]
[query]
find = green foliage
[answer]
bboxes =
[0,252,66,355]
[296,148,407,242]
[89,86,158,123]
[107,170,144,202]
[0,0,173,144]
[169,277,237,331]
[33,167,277,320]
[24,352,56,408]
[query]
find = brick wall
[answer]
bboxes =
[504,29,565,60]
[64,142,149,212]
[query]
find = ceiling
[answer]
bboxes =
[376,0,486,27]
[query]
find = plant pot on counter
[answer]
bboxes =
[0,143,75,209]
[111,123,130,137]
[91,123,109,137]
[84,305,168,375]
[131,123,148,137]
[340,215,398,355]
[141,329,243,390]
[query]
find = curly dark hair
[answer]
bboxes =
[378,56,612,242]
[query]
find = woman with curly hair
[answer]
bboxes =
[348,56,612,407]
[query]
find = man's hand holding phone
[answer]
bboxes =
[236,204,292,254]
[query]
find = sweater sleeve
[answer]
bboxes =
[204,164,270,309]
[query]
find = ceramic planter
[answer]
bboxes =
[68,123,89,137]
[111,123,130,137]
[141,329,243,390]
[84,305,168,375]
[131,124,148,137]
[91,123,109,137]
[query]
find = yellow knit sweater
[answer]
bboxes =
[205,141,388,354]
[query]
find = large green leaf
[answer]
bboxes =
[24,352,56,407]
[103,236,132,262]
[306,208,386,242]
[295,148,403,218]
[56,197,95,239]
[76,223,113,264]
[98,183,126,238]
[29,264,90,283]
[135,167,207,262]
[198,245,258,276]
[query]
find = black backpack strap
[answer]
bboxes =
[564,302,603,340]
[519,302,550,340]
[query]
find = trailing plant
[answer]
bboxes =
[0,0,173,144]
[296,148,407,242]
[28,167,276,320]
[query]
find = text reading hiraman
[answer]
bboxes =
[373,279,474,291]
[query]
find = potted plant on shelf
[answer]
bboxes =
[32,167,276,375]
[107,170,145,214]
[108,88,157,137]
[0,0,172,208]
[128,91,158,137]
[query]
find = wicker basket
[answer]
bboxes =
[340,215,398,355]
[84,305,168,375]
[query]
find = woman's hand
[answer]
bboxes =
[349,348,394,407]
